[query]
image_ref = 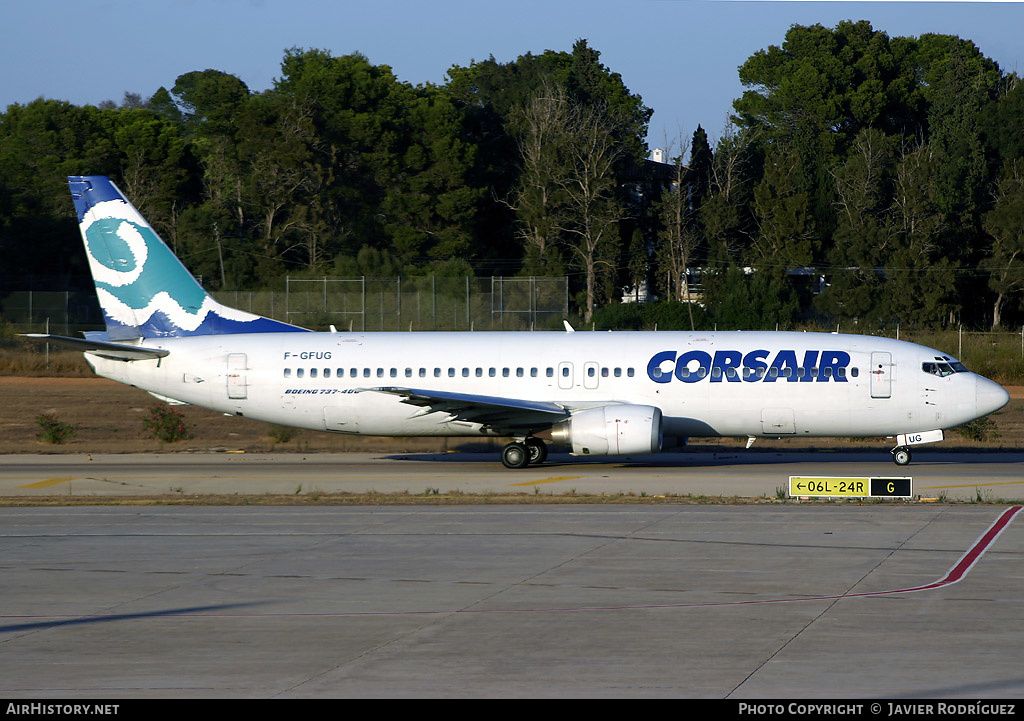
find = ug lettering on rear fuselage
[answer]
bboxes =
[647,349,852,384]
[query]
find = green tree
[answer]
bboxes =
[884,140,957,327]
[447,40,650,303]
[752,146,816,267]
[552,99,626,322]
[653,140,700,319]
[504,84,572,276]
[981,74,1024,164]
[698,124,757,264]
[380,86,487,266]
[982,161,1024,328]
[816,128,896,327]
[171,69,250,137]
[919,35,1001,224]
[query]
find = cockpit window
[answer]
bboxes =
[922,361,967,377]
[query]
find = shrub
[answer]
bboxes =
[953,416,999,442]
[267,424,300,443]
[142,403,195,443]
[35,413,79,444]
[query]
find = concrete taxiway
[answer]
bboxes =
[1,449,1023,501]
[0,504,1022,698]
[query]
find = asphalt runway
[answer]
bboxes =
[1,504,1022,698]
[2,451,1024,699]
[2,449,1024,501]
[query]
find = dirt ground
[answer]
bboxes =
[1,376,1021,455]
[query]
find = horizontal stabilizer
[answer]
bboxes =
[147,391,191,406]
[21,334,169,361]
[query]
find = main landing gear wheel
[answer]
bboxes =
[891,446,912,466]
[501,441,530,469]
[525,437,548,465]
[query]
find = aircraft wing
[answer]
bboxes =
[365,386,569,430]
[21,334,169,361]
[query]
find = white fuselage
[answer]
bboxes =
[83,330,1007,444]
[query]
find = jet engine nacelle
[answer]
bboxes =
[550,405,663,456]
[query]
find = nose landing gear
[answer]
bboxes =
[891,446,911,466]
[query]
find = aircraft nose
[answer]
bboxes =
[976,376,1010,416]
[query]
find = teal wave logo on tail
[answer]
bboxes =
[69,176,308,338]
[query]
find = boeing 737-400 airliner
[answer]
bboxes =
[25,176,1010,468]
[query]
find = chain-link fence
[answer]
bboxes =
[872,328,1024,381]
[282,276,568,331]
[2,277,570,334]
[0,291,104,336]
[5,285,1022,374]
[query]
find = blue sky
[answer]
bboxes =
[2,1,1022,154]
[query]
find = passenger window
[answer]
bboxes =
[434,368,441,377]
[601,367,608,377]
[531,368,538,377]
[377,368,384,378]
[310,368,318,378]
[462,368,469,377]
[561,367,570,377]
[546,368,554,378]
[627,368,635,377]
[502,368,510,378]
[516,368,524,378]
[284,368,291,378]
[614,368,621,377]
[488,368,496,377]
[851,367,859,378]
[448,368,455,377]
[587,367,595,377]
[476,368,483,377]
[363,368,371,378]
[297,368,305,378]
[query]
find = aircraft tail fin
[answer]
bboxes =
[68,176,308,338]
